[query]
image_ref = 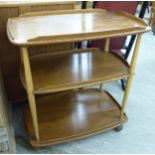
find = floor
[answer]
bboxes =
[13,8,155,154]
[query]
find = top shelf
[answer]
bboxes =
[7,9,150,46]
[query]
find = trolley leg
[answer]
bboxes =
[99,38,110,91]
[20,47,40,141]
[120,34,142,120]
[104,38,110,52]
[99,83,103,92]
[120,75,134,119]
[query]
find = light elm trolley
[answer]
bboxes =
[7,9,150,147]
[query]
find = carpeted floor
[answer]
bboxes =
[13,8,155,154]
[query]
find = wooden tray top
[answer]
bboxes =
[7,9,150,46]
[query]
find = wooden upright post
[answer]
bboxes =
[100,38,110,92]
[104,38,110,52]
[120,34,142,119]
[20,47,40,141]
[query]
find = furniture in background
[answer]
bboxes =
[91,1,138,90]
[149,2,155,34]
[79,1,149,59]
[91,1,138,53]
[7,9,149,147]
[81,1,149,90]
[0,1,74,103]
[81,1,150,60]
[0,69,16,153]
[124,1,150,60]
[150,8,155,34]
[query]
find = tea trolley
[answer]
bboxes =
[7,9,150,147]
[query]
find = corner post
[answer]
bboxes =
[20,47,40,141]
[100,38,110,92]
[120,34,142,119]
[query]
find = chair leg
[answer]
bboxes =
[139,1,149,19]
[121,79,126,91]
[77,42,82,49]
[81,1,87,9]
[93,1,97,8]
[124,35,136,60]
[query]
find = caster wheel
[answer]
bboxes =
[114,125,123,132]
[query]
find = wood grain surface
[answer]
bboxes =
[20,48,129,94]
[25,89,127,147]
[7,9,150,46]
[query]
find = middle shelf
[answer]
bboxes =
[21,48,129,94]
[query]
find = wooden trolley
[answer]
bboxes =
[7,9,150,147]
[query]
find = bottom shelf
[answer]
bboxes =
[25,89,127,147]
